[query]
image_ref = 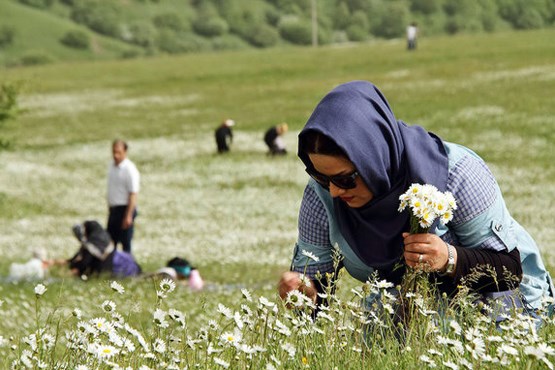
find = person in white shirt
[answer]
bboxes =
[406,22,418,50]
[107,140,140,253]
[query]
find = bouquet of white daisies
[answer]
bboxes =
[398,183,457,234]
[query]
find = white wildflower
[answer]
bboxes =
[217,303,233,318]
[298,273,312,288]
[213,357,230,368]
[34,284,47,296]
[281,342,296,358]
[259,296,276,308]
[301,249,320,262]
[442,361,459,370]
[286,290,306,308]
[91,317,113,333]
[159,278,176,293]
[101,300,116,313]
[449,320,462,335]
[92,344,119,359]
[220,330,242,347]
[419,355,437,367]
[168,309,186,327]
[73,308,82,319]
[498,343,519,357]
[152,339,166,353]
[153,309,169,328]
[110,281,125,294]
[241,288,253,302]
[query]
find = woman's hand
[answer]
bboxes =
[403,232,453,273]
[278,271,317,304]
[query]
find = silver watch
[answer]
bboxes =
[439,243,455,276]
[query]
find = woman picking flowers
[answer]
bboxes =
[278,81,552,320]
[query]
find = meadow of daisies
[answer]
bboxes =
[1,29,555,369]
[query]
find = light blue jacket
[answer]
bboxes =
[293,142,552,309]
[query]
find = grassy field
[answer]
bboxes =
[0,29,555,368]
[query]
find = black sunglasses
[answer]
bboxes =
[305,168,360,190]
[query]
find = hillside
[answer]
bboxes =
[0,1,141,66]
[1,0,554,67]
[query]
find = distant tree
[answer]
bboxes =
[243,23,279,47]
[346,10,369,41]
[127,22,157,47]
[278,16,312,44]
[410,0,439,15]
[71,1,122,38]
[333,1,351,30]
[193,2,229,37]
[496,0,554,29]
[0,26,16,48]
[0,83,19,149]
[60,30,90,49]
[152,13,190,32]
[372,1,409,38]
[443,0,483,34]
[18,0,54,9]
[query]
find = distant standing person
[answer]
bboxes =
[107,139,140,253]
[215,119,235,153]
[264,122,288,156]
[407,22,418,50]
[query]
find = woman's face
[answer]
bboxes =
[308,153,374,208]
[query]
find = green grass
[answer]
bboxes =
[0,29,555,368]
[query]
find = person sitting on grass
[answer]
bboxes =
[156,256,205,291]
[50,220,141,279]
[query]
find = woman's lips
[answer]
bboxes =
[340,196,354,202]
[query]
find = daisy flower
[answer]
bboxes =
[213,357,230,368]
[101,300,116,313]
[159,278,176,293]
[153,309,169,328]
[93,344,119,359]
[110,281,125,294]
[34,284,47,296]
[217,304,233,318]
[152,338,166,353]
[241,288,253,302]
[301,249,320,262]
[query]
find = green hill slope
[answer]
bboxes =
[0,1,140,66]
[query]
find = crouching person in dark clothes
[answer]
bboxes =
[52,220,142,279]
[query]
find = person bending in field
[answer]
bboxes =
[278,81,553,323]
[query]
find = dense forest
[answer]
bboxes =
[1,0,554,65]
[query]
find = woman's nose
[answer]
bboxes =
[329,183,346,198]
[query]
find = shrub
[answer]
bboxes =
[127,22,157,47]
[265,7,281,27]
[278,16,312,45]
[243,23,279,47]
[152,13,189,32]
[71,1,122,38]
[18,0,54,9]
[60,30,90,49]
[371,2,409,38]
[211,34,250,51]
[18,51,55,66]
[0,26,15,48]
[346,24,367,41]
[410,0,440,15]
[157,30,211,54]
[120,49,142,59]
[193,16,229,37]
[333,1,351,30]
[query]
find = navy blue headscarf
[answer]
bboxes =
[298,81,449,270]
